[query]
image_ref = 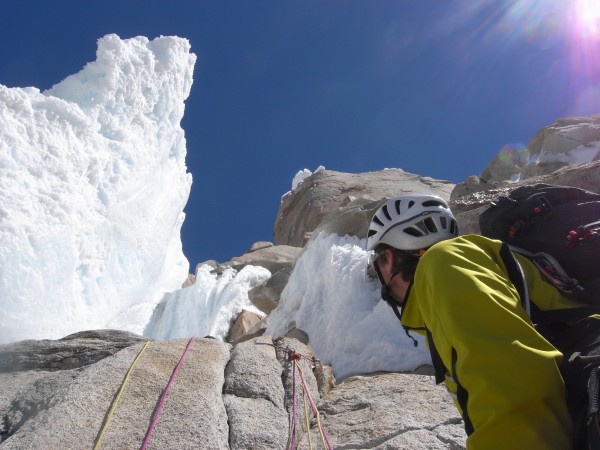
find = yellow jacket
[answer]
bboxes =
[401,234,581,450]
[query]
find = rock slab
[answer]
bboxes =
[0,331,466,449]
[297,372,466,450]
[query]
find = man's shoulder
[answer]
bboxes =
[428,234,500,253]
[414,235,507,292]
[420,235,503,268]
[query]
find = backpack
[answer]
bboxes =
[479,183,600,303]
[479,184,600,449]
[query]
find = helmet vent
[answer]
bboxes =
[373,215,384,226]
[403,226,424,237]
[423,200,445,208]
[450,219,458,235]
[382,205,392,221]
[408,200,415,208]
[394,200,402,215]
[368,229,377,238]
[440,216,447,229]
[424,217,438,232]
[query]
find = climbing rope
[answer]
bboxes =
[140,336,196,450]
[93,340,150,450]
[296,363,331,450]
[290,352,299,449]
[97,338,322,449]
[302,386,313,450]
[267,341,331,450]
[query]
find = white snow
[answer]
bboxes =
[144,264,270,340]
[536,141,600,165]
[266,232,430,381]
[0,35,195,343]
[290,165,325,191]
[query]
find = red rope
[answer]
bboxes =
[284,347,331,450]
[289,359,298,450]
[140,337,195,450]
[297,364,332,450]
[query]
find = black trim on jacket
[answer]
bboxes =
[452,348,474,436]
[425,327,446,385]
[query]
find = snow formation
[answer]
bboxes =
[144,265,270,340]
[266,232,430,380]
[0,35,195,342]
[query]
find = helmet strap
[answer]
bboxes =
[380,269,405,305]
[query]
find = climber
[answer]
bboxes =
[366,193,577,450]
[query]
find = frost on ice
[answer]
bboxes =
[144,265,270,340]
[266,232,431,381]
[290,165,325,191]
[0,35,195,343]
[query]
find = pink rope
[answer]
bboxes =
[289,359,298,450]
[140,337,195,450]
[297,365,333,450]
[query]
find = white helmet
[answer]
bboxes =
[366,193,458,251]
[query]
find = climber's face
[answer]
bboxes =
[374,249,411,305]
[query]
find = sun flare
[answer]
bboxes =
[574,0,600,37]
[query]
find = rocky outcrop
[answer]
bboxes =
[274,168,455,247]
[456,114,600,190]
[526,115,600,166]
[226,310,263,343]
[0,331,464,449]
[248,268,292,314]
[300,372,466,449]
[450,160,600,235]
[479,145,528,186]
[0,332,232,449]
[222,336,294,449]
[0,330,147,372]
[225,244,302,274]
[451,116,600,235]
[247,241,274,253]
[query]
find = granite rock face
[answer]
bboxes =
[450,116,600,235]
[248,268,292,314]
[226,310,263,343]
[0,332,232,449]
[456,114,600,191]
[0,329,147,373]
[0,331,465,449]
[450,160,600,235]
[526,115,600,161]
[297,372,466,450]
[479,145,528,185]
[225,244,302,274]
[274,168,455,247]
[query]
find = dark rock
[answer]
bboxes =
[226,310,263,343]
[0,329,148,373]
[247,241,274,253]
[248,268,292,314]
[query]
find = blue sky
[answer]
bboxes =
[2,1,599,268]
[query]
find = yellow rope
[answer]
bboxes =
[93,341,150,450]
[297,364,329,450]
[302,386,313,450]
